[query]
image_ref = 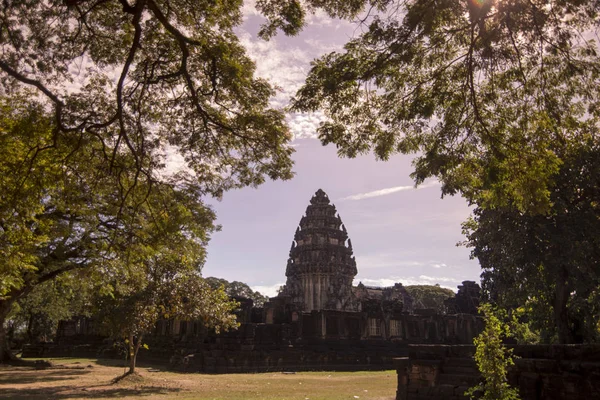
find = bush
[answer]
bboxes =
[466,303,521,400]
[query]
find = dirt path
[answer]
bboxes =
[0,358,396,400]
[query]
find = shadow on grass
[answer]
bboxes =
[0,368,92,385]
[93,357,170,371]
[0,385,182,399]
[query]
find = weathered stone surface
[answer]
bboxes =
[395,344,600,400]
[444,281,480,315]
[279,189,358,312]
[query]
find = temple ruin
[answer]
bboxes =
[38,189,483,372]
[281,188,357,312]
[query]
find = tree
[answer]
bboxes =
[405,284,454,313]
[0,97,119,360]
[466,303,521,400]
[0,0,302,361]
[0,0,294,198]
[0,95,235,360]
[205,277,270,307]
[463,138,600,343]
[96,274,238,375]
[91,177,239,375]
[8,275,89,345]
[291,0,600,214]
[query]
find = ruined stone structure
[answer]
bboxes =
[258,190,481,349]
[47,189,485,373]
[354,282,414,314]
[275,189,414,316]
[394,344,600,400]
[280,189,357,311]
[444,280,481,314]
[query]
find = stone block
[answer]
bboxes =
[533,359,559,373]
[438,384,455,396]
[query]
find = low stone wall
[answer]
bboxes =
[395,344,600,400]
[175,339,410,373]
[24,336,412,373]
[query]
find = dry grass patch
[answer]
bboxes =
[0,357,396,400]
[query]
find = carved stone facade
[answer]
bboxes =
[354,282,414,314]
[444,280,481,314]
[280,189,358,311]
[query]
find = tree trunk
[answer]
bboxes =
[554,268,573,344]
[128,334,136,374]
[27,313,34,343]
[127,334,143,374]
[0,299,17,363]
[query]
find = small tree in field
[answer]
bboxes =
[466,304,520,400]
[96,272,238,375]
[93,185,239,376]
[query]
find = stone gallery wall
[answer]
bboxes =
[157,312,481,373]
[41,312,482,373]
[394,344,600,400]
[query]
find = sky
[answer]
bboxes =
[201,3,481,297]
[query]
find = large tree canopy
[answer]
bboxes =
[0,0,306,361]
[0,96,228,360]
[292,0,600,213]
[463,138,600,343]
[0,0,294,197]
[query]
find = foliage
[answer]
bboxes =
[0,0,300,295]
[0,0,305,360]
[8,275,90,343]
[0,94,249,360]
[404,284,454,313]
[205,277,270,307]
[466,303,521,400]
[291,0,600,214]
[96,272,239,374]
[0,97,59,298]
[0,96,214,359]
[0,95,130,352]
[463,138,600,343]
[0,0,294,198]
[92,185,239,374]
[509,306,542,345]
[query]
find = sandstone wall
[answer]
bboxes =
[395,344,600,400]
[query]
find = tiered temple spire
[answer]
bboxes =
[281,189,357,311]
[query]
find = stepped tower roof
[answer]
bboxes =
[281,189,357,311]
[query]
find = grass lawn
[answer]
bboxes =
[0,357,397,400]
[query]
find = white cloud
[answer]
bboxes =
[238,32,311,108]
[357,278,401,287]
[418,275,460,283]
[251,282,285,298]
[340,180,441,201]
[238,30,331,140]
[241,0,260,20]
[287,112,327,140]
[303,38,344,53]
[235,3,362,141]
[255,276,465,296]
[305,8,335,26]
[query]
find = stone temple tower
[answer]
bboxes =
[280,189,357,311]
